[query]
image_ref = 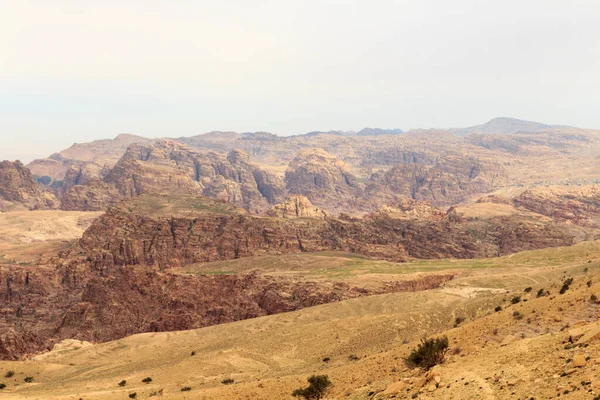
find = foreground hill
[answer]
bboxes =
[1,241,599,399]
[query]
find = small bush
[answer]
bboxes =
[559,278,573,294]
[292,375,332,399]
[348,354,360,361]
[322,357,330,363]
[524,287,532,293]
[190,351,196,356]
[405,336,449,370]
[513,311,523,320]
[494,305,502,312]
[454,316,465,327]
[0,383,6,390]
[588,280,593,288]
[129,393,137,399]
[181,386,192,391]
[5,371,14,378]
[536,288,546,298]
[142,377,152,384]
[591,294,598,303]
[511,296,521,304]
[221,378,235,385]
[24,377,33,383]
[119,380,127,387]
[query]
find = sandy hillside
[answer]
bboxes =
[0,242,599,399]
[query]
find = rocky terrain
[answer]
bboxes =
[0,161,58,211]
[1,117,600,398]
[74,194,587,273]
[60,140,287,212]
[1,240,599,399]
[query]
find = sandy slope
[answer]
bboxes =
[1,242,599,399]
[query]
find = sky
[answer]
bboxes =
[1,0,600,162]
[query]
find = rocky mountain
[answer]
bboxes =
[27,133,153,182]
[365,154,509,207]
[481,185,600,228]
[61,140,287,212]
[0,161,58,211]
[284,148,369,213]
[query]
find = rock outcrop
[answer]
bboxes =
[0,161,58,211]
[267,195,327,219]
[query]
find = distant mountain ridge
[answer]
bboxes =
[357,127,404,136]
[451,117,561,136]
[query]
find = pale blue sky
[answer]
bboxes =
[2,0,600,162]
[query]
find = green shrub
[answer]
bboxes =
[24,377,33,383]
[0,383,6,390]
[524,287,532,293]
[142,377,152,383]
[405,336,449,370]
[494,306,502,312]
[292,375,332,399]
[221,378,234,385]
[559,278,573,294]
[118,380,126,387]
[129,393,137,399]
[511,296,521,304]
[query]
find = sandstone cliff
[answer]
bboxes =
[0,161,58,211]
[76,194,578,273]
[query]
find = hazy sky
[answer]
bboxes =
[2,0,600,162]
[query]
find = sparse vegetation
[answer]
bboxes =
[494,305,502,312]
[537,288,546,297]
[587,280,592,288]
[524,287,532,293]
[221,378,235,385]
[24,376,33,383]
[181,386,192,391]
[119,380,127,387]
[406,336,449,370]
[5,371,14,378]
[322,357,330,363]
[348,354,360,361]
[129,393,137,399]
[454,316,465,327]
[511,296,521,304]
[142,377,152,383]
[591,294,598,304]
[559,277,573,294]
[292,375,332,399]
[0,383,6,390]
[513,311,523,320]
[190,351,196,356]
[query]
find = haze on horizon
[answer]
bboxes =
[2,0,600,162]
